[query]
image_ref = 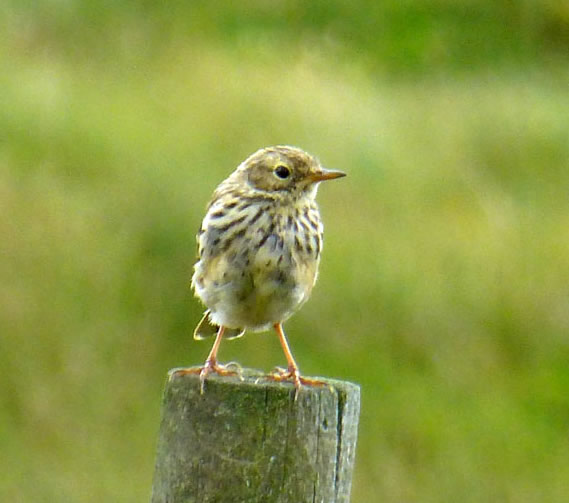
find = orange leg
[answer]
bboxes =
[269,323,325,392]
[171,325,240,393]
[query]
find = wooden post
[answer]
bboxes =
[151,368,360,503]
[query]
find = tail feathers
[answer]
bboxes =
[224,327,246,340]
[193,310,245,340]
[193,311,217,340]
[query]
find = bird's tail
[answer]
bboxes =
[193,310,245,340]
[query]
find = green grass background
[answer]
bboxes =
[2,1,569,501]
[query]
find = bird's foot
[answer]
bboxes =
[170,359,242,394]
[266,366,327,400]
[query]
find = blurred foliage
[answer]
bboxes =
[4,0,569,73]
[1,1,569,502]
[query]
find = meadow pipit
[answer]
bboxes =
[176,146,345,391]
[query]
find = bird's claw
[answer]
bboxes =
[170,359,242,394]
[266,366,327,400]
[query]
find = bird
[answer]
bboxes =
[174,145,345,392]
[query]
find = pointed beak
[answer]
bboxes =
[310,168,347,183]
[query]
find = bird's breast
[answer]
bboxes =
[193,204,322,329]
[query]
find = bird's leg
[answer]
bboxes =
[171,325,241,393]
[268,323,326,394]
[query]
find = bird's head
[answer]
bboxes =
[238,146,345,199]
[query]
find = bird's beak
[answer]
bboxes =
[310,168,347,183]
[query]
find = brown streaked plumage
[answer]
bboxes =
[174,145,346,392]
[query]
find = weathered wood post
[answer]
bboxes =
[151,368,360,503]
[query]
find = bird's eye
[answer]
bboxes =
[274,165,291,179]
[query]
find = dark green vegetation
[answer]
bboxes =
[2,1,569,501]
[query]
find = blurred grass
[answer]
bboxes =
[2,1,569,502]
